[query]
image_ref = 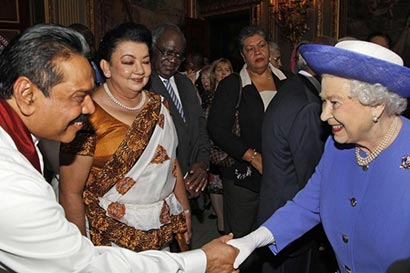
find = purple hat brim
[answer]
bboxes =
[299,44,410,98]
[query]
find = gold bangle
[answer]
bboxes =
[249,149,257,164]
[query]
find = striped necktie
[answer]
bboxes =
[163,79,186,122]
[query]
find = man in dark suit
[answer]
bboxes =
[148,23,209,199]
[256,39,335,273]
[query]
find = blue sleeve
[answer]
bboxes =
[262,138,333,254]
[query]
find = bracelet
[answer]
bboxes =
[184,209,191,214]
[249,149,257,164]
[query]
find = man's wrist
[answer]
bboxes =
[175,249,207,273]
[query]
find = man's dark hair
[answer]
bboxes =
[0,24,89,99]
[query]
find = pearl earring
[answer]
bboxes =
[372,116,379,123]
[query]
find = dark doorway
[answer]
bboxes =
[207,9,251,72]
[0,0,31,41]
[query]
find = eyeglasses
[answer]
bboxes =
[154,44,185,62]
[272,56,281,62]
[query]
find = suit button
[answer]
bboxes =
[342,234,349,243]
[344,265,352,273]
[350,197,357,207]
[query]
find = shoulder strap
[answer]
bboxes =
[235,73,242,110]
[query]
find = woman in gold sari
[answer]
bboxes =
[59,22,191,251]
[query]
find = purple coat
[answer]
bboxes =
[263,116,410,273]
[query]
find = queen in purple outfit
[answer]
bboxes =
[228,40,410,273]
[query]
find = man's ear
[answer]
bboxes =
[100,59,111,78]
[12,76,37,116]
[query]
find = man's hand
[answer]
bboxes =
[202,234,239,273]
[184,162,208,198]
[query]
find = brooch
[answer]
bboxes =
[400,155,410,169]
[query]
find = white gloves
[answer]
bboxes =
[227,226,275,268]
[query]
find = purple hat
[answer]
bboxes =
[299,40,410,98]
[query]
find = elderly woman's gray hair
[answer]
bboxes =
[238,25,267,51]
[269,41,280,53]
[324,74,407,116]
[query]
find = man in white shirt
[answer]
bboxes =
[0,23,238,273]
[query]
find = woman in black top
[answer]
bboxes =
[207,26,287,245]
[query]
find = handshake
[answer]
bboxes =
[201,227,274,273]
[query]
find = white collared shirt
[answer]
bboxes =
[239,63,286,110]
[239,63,287,87]
[298,70,321,92]
[0,126,206,273]
[159,75,183,105]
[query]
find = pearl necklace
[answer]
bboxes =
[355,117,398,170]
[103,83,146,111]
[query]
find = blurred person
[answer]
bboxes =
[210,58,233,90]
[366,31,392,49]
[201,65,212,92]
[204,56,211,66]
[228,40,410,273]
[0,23,238,273]
[183,51,205,85]
[199,64,212,110]
[206,58,233,235]
[59,22,191,252]
[69,23,104,85]
[207,25,287,272]
[148,23,209,200]
[268,42,282,69]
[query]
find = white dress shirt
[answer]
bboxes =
[159,75,183,105]
[0,126,206,273]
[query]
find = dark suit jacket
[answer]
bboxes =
[258,73,327,223]
[255,74,329,268]
[148,71,209,174]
